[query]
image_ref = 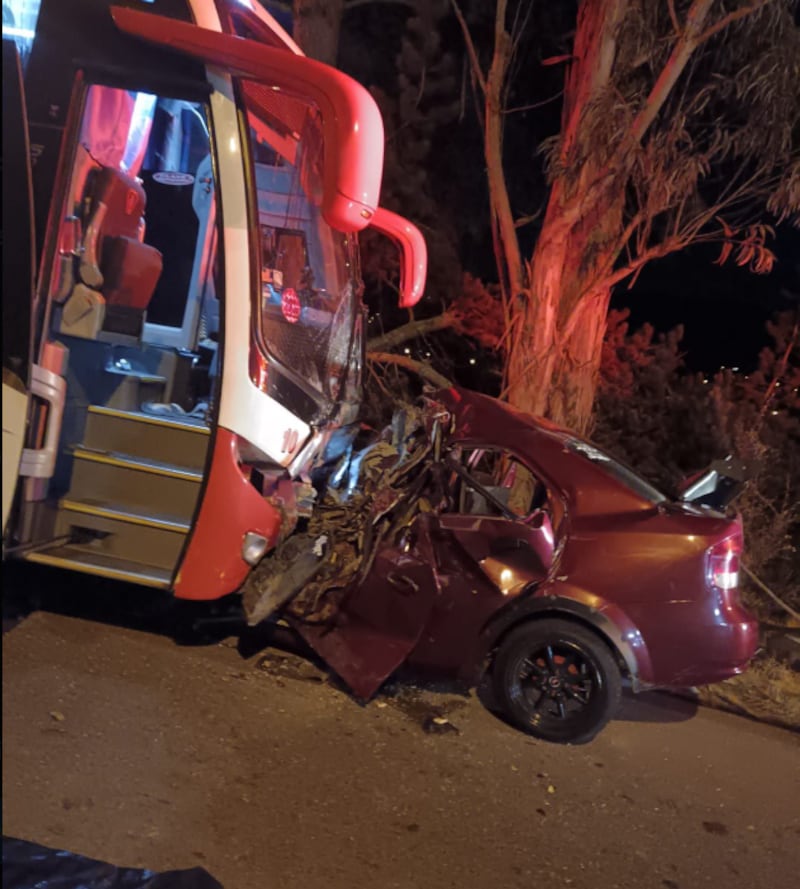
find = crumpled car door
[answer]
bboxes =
[437,511,555,597]
[289,513,441,700]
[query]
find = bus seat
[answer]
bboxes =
[77,166,163,336]
[101,235,162,310]
[60,283,106,340]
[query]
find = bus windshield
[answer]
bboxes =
[241,79,361,405]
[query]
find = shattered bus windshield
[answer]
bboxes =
[241,80,360,404]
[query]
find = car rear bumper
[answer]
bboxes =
[672,621,758,686]
[635,603,760,688]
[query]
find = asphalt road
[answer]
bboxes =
[2,570,799,889]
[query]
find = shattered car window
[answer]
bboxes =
[453,448,546,519]
[564,438,666,504]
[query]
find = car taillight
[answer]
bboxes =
[706,534,742,593]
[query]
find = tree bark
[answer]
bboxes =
[501,0,627,433]
[506,183,624,432]
[292,0,345,65]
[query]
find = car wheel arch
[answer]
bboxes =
[479,594,646,689]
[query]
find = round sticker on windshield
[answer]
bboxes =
[282,288,301,324]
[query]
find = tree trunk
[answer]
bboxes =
[506,282,612,434]
[506,182,624,433]
[292,0,345,65]
[496,0,629,433]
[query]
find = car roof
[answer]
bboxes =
[435,386,572,451]
[434,387,662,513]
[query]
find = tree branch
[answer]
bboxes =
[367,310,458,351]
[367,352,454,389]
[485,0,525,298]
[628,0,715,146]
[667,0,681,36]
[494,0,509,56]
[759,314,799,419]
[597,241,677,292]
[599,207,735,293]
[628,0,771,149]
[514,209,543,229]
[450,0,487,95]
[694,0,773,46]
[503,90,564,115]
[612,212,646,262]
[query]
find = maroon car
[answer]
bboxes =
[281,387,758,744]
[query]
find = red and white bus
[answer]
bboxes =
[2,0,426,600]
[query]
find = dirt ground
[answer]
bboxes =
[3,581,800,889]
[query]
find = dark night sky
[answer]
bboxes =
[619,225,800,373]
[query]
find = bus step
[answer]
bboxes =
[23,544,172,589]
[69,448,203,523]
[55,499,190,571]
[84,404,210,472]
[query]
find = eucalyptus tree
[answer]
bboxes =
[454,0,799,431]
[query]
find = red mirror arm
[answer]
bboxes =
[370,207,427,308]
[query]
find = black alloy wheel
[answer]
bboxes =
[493,618,622,744]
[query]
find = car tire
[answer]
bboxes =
[493,618,622,744]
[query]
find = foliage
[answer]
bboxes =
[540,0,800,268]
[710,311,800,611]
[449,273,505,352]
[593,309,721,491]
[594,309,800,619]
[697,656,800,731]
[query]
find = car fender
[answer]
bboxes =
[478,583,655,689]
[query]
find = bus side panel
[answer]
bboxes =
[2,38,36,535]
[2,383,29,534]
[173,429,283,600]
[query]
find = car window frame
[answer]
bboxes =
[444,445,551,525]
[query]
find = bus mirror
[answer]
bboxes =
[370,207,427,308]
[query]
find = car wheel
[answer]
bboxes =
[493,619,622,744]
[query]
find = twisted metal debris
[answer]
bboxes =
[242,399,451,627]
